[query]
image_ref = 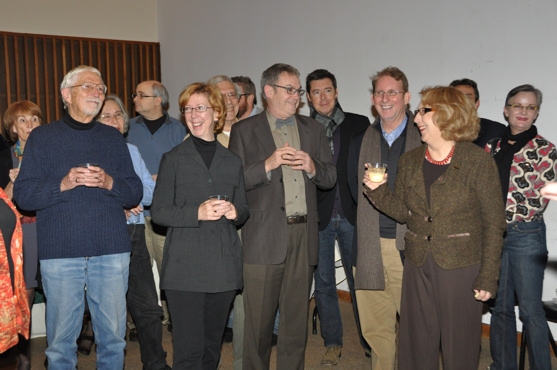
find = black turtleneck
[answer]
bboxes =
[191,135,217,169]
[144,115,166,136]
[63,113,97,130]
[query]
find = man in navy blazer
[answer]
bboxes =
[229,63,336,370]
[306,69,371,366]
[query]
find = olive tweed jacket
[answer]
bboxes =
[366,142,506,295]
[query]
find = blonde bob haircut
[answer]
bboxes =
[178,82,226,135]
[420,86,480,142]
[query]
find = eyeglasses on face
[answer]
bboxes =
[131,93,156,99]
[69,83,107,95]
[506,103,538,113]
[222,92,239,101]
[238,93,250,99]
[414,107,434,116]
[373,90,404,97]
[271,85,305,96]
[99,112,125,121]
[180,105,213,115]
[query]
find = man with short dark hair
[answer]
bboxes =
[14,65,143,369]
[348,66,422,370]
[231,76,263,120]
[229,63,336,370]
[306,68,370,366]
[449,78,505,148]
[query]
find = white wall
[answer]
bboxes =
[157,0,557,329]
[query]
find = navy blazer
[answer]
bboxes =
[316,112,371,230]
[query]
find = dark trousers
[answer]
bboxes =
[242,223,313,370]
[398,252,483,370]
[166,289,235,370]
[126,223,167,370]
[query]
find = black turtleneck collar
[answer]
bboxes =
[191,135,217,169]
[63,113,98,131]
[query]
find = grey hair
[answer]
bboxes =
[150,81,170,110]
[207,75,241,95]
[260,63,300,99]
[60,65,103,109]
[98,94,130,133]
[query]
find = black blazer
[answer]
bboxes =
[474,118,505,149]
[316,112,370,230]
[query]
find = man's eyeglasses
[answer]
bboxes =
[180,105,213,115]
[222,92,238,101]
[238,93,250,99]
[131,93,156,99]
[99,112,125,121]
[271,85,305,96]
[506,103,538,113]
[69,83,107,95]
[373,90,404,98]
[414,107,434,116]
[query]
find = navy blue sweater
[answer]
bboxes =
[13,114,142,260]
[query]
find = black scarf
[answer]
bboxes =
[493,125,537,202]
[310,101,345,155]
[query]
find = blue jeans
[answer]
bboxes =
[41,253,130,370]
[314,215,356,347]
[490,220,551,370]
[126,224,168,370]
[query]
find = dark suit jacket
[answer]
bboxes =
[474,117,505,149]
[317,112,370,230]
[151,137,249,293]
[229,112,337,266]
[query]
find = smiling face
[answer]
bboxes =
[504,91,539,135]
[61,71,105,123]
[216,80,239,124]
[372,76,410,128]
[184,93,218,141]
[265,72,301,119]
[414,105,442,145]
[98,100,125,134]
[13,113,41,143]
[308,78,338,117]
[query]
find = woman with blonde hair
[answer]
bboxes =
[363,86,506,369]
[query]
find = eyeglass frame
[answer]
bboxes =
[372,90,404,98]
[222,92,239,101]
[271,84,305,96]
[414,107,434,116]
[180,105,214,115]
[131,93,157,99]
[69,83,107,95]
[506,103,539,112]
[99,112,125,121]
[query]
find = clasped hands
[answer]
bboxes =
[198,199,237,221]
[61,165,113,192]
[265,143,315,176]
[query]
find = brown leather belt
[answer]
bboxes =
[287,215,307,224]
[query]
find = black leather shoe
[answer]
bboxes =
[128,328,139,342]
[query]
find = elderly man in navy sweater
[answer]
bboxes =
[14,65,142,370]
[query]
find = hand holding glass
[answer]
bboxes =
[366,163,387,182]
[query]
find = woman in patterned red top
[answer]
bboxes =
[488,84,556,370]
[1,101,42,369]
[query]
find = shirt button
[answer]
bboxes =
[427,217,433,222]
[427,235,432,241]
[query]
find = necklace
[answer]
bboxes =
[425,145,455,165]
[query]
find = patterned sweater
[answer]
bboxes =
[487,135,557,223]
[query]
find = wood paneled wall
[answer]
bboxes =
[0,31,160,140]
